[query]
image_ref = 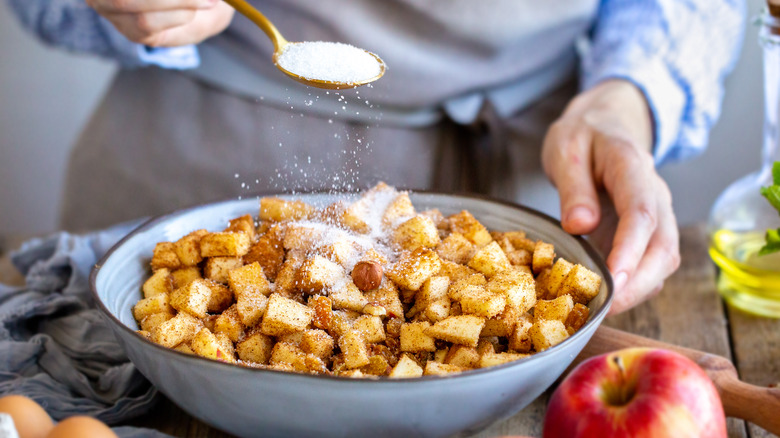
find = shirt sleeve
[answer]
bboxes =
[581,0,746,166]
[6,0,199,69]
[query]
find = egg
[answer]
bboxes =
[0,395,54,438]
[46,416,118,438]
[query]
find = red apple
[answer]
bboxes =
[543,347,726,438]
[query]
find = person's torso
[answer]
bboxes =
[200,0,598,120]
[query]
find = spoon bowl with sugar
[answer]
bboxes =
[223,0,386,89]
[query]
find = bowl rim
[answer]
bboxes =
[89,190,613,384]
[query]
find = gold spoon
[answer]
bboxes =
[222,0,385,89]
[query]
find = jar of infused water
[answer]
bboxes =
[709,5,780,318]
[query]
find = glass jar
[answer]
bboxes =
[708,10,780,318]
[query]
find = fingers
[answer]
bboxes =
[607,183,679,315]
[105,10,197,43]
[543,80,671,314]
[608,281,664,316]
[542,121,601,235]
[94,2,234,46]
[595,137,660,280]
[87,0,216,14]
[584,133,678,315]
[151,3,234,47]
[85,0,231,46]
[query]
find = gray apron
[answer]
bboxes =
[61,0,598,231]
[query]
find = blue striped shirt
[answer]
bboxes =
[6,0,745,165]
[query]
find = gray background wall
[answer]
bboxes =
[0,0,765,235]
[0,7,115,235]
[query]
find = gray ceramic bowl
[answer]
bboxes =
[91,193,613,438]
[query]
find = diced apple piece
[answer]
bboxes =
[260,197,315,222]
[447,274,487,301]
[382,192,416,229]
[529,319,569,351]
[538,259,573,299]
[436,233,475,265]
[236,331,274,364]
[191,328,236,363]
[260,294,314,336]
[300,329,334,360]
[142,268,173,298]
[174,230,208,267]
[468,241,511,278]
[487,269,537,313]
[509,314,534,352]
[459,286,506,318]
[444,345,480,369]
[424,362,463,376]
[424,299,451,323]
[170,279,213,318]
[389,354,423,378]
[437,260,478,283]
[448,210,492,247]
[170,267,201,289]
[353,315,386,343]
[364,281,404,319]
[558,264,602,305]
[228,262,271,297]
[204,256,243,284]
[339,329,371,369]
[479,352,529,368]
[400,322,436,352]
[386,248,442,291]
[151,312,203,348]
[150,242,180,271]
[139,311,174,332]
[133,293,173,322]
[424,315,485,348]
[204,280,233,313]
[214,305,245,343]
[330,282,368,312]
[244,229,285,281]
[200,232,251,257]
[393,215,441,251]
[532,241,555,274]
[534,295,574,322]
[225,214,255,239]
[481,306,520,337]
[296,255,345,294]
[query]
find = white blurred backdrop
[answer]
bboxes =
[0,0,766,236]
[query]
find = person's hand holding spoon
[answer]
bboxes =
[85,0,235,48]
[86,0,385,89]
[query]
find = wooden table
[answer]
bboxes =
[2,225,779,437]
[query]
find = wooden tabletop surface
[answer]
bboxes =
[2,225,779,437]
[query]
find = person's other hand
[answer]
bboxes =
[85,0,235,47]
[541,79,680,314]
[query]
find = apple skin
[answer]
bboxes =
[543,347,726,438]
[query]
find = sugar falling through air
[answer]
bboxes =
[235,44,384,205]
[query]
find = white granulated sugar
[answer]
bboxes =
[294,220,384,271]
[277,42,382,84]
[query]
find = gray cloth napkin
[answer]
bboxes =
[0,222,171,438]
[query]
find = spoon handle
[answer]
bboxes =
[577,326,780,435]
[222,0,288,51]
